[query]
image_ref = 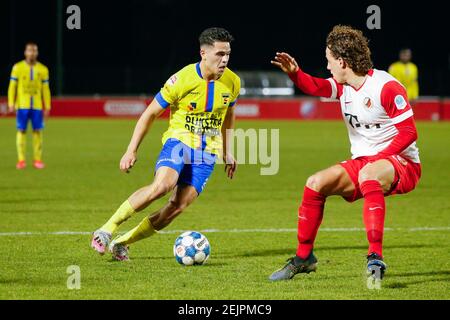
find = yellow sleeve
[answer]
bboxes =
[412,63,419,81]
[154,72,183,109]
[387,64,394,74]
[8,65,19,108]
[410,64,419,99]
[42,66,51,110]
[410,85,419,100]
[229,77,241,107]
[388,63,399,81]
[415,64,419,98]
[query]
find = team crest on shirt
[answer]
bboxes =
[221,93,231,105]
[394,95,407,110]
[363,97,372,108]
[166,75,177,86]
[188,102,197,111]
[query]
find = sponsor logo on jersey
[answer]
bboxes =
[184,113,222,136]
[344,113,360,128]
[394,95,407,109]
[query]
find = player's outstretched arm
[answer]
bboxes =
[271,52,299,74]
[271,51,337,98]
[120,98,165,173]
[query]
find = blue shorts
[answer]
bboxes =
[16,109,44,131]
[155,138,216,195]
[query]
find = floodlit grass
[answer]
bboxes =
[0,118,449,299]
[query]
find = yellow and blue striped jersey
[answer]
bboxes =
[155,62,240,155]
[8,60,51,110]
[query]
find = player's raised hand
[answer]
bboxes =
[120,150,137,173]
[271,52,299,74]
[223,153,237,179]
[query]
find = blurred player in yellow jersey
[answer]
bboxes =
[389,48,419,102]
[8,42,51,169]
[91,27,240,261]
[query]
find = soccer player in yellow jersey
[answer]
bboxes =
[8,42,51,169]
[91,27,240,261]
[389,48,419,102]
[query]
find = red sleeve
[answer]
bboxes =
[368,80,417,159]
[288,68,342,99]
[375,117,418,158]
[380,80,413,123]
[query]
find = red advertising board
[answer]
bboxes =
[0,96,449,121]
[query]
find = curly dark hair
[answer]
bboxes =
[199,27,234,46]
[326,25,373,76]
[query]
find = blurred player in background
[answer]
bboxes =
[389,48,419,103]
[91,27,240,261]
[8,42,51,169]
[269,25,421,282]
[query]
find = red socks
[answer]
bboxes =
[296,187,326,259]
[360,180,385,258]
[296,180,385,259]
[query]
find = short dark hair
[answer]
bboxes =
[199,27,234,46]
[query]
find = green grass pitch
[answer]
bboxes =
[0,118,449,299]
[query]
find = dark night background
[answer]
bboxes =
[1,0,449,96]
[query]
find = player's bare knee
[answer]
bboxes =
[306,174,325,193]
[358,165,384,186]
[147,181,175,201]
[358,169,373,185]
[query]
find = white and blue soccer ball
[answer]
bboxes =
[173,231,211,266]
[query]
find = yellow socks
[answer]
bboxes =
[114,216,156,246]
[102,200,157,246]
[32,131,43,161]
[16,131,26,162]
[101,200,137,234]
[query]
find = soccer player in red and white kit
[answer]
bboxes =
[269,25,421,281]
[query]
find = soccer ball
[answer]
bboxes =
[173,231,211,266]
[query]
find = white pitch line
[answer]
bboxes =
[0,226,449,237]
